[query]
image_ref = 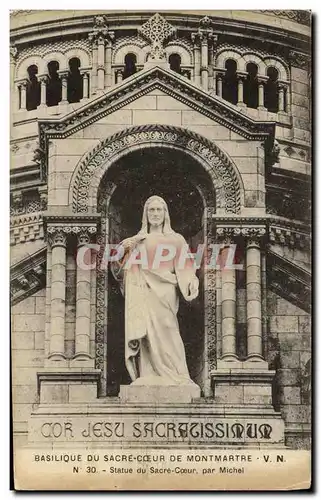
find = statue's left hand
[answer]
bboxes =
[186,278,199,301]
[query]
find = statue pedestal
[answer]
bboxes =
[119,384,200,403]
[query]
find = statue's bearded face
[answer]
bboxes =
[147,199,165,227]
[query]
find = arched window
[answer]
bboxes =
[123,53,137,80]
[67,57,83,103]
[264,67,279,113]
[26,65,40,111]
[46,61,62,107]
[169,53,181,74]
[222,59,238,105]
[244,63,258,109]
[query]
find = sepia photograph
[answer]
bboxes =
[9,8,312,490]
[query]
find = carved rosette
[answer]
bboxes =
[139,13,176,60]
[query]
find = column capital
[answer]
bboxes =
[257,75,269,84]
[38,74,48,84]
[58,70,69,79]
[46,223,97,245]
[216,226,239,244]
[77,227,95,246]
[236,71,248,81]
[243,227,266,247]
[216,225,266,245]
[16,78,28,89]
[47,227,67,248]
[277,81,288,91]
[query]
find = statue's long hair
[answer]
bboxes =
[137,195,175,237]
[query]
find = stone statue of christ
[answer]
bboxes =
[111,195,199,387]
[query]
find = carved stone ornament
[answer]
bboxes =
[47,225,97,247]
[72,125,242,214]
[88,15,114,44]
[216,226,266,245]
[139,13,176,60]
[289,50,311,69]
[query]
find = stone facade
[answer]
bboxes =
[10,11,311,450]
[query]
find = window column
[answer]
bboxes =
[18,79,28,110]
[278,83,288,113]
[81,71,89,100]
[237,72,247,107]
[38,75,48,108]
[58,70,69,104]
[257,76,267,110]
[116,69,123,84]
[216,72,223,97]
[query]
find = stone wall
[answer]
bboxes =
[11,289,46,447]
[266,291,311,449]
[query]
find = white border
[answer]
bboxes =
[4,1,317,498]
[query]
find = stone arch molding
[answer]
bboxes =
[70,125,244,214]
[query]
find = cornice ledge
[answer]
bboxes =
[43,212,101,223]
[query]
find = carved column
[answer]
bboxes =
[191,33,201,86]
[198,16,214,91]
[91,39,98,94]
[284,86,290,113]
[38,75,48,108]
[217,229,238,361]
[245,229,266,361]
[97,36,105,91]
[89,15,110,94]
[237,73,247,107]
[10,45,18,91]
[278,83,285,112]
[200,33,208,90]
[74,228,94,362]
[105,33,115,88]
[278,83,288,113]
[10,45,18,117]
[47,227,67,362]
[18,79,28,110]
[81,71,89,100]
[257,77,267,109]
[216,72,223,97]
[58,71,69,103]
[116,69,123,84]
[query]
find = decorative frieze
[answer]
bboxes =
[258,10,311,26]
[10,213,44,245]
[46,224,96,248]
